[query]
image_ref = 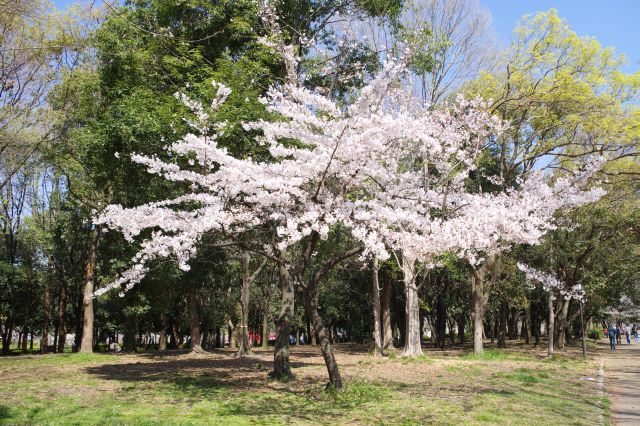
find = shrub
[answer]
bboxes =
[588,329,603,341]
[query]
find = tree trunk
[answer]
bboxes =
[547,294,555,357]
[302,286,343,389]
[381,280,393,350]
[470,254,499,354]
[261,297,270,349]
[21,330,27,353]
[271,262,294,379]
[310,323,317,346]
[236,251,253,356]
[228,318,237,349]
[555,299,569,349]
[41,274,51,354]
[402,255,422,357]
[1,322,12,355]
[187,289,205,353]
[159,314,167,351]
[371,258,383,356]
[80,227,100,353]
[498,299,507,348]
[57,281,68,353]
[457,313,466,344]
[124,319,137,352]
[471,273,488,355]
[523,300,531,344]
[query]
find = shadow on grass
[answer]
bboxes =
[83,352,396,421]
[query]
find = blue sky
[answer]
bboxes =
[54,0,639,73]
[479,0,640,72]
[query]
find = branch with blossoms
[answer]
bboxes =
[517,263,586,302]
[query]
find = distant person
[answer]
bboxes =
[634,325,639,344]
[616,325,621,344]
[608,324,617,350]
[626,325,632,344]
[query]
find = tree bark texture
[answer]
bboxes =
[301,286,343,389]
[381,280,393,350]
[187,289,205,353]
[547,293,555,358]
[371,258,383,356]
[236,251,253,356]
[80,227,100,353]
[272,262,294,379]
[402,255,423,357]
[57,280,67,353]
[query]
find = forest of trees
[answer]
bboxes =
[1,0,638,391]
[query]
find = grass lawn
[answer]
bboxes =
[0,342,607,425]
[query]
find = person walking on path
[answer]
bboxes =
[609,324,617,350]
[626,325,632,344]
[634,325,639,344]
[616,325,622,345]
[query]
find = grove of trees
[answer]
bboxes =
[1,0,638,391]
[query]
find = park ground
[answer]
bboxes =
[0,342,610,425]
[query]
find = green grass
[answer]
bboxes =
[0,346,607,425]
[462,348,530,361]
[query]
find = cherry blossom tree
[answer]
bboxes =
[518,262,587,356]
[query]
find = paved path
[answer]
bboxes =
[604,339,640,425]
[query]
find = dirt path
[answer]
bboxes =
[604,338,640,425]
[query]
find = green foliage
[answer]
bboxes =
[588,329,604,341]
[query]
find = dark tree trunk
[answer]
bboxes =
[124,318,137,352]
[236,252,253,356]
[435,296,447,349]
[80,227,100,353]
[301,286,343,389]
[371,258,383,356]
[41,273,51,354]
[21,330,27,353]
[498,299,507,348]
[547,294,555,357]
[271,262,294,379]
[381,280,393,350]
[57,281,68,353]
[1,322,12,355]
[508,307,519,340]
[159,314,167,351]
[470,254,498,354]
[555,299,569,350]
[262,296,270,349]
[457,313,466,344]
[187,290,205,353]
